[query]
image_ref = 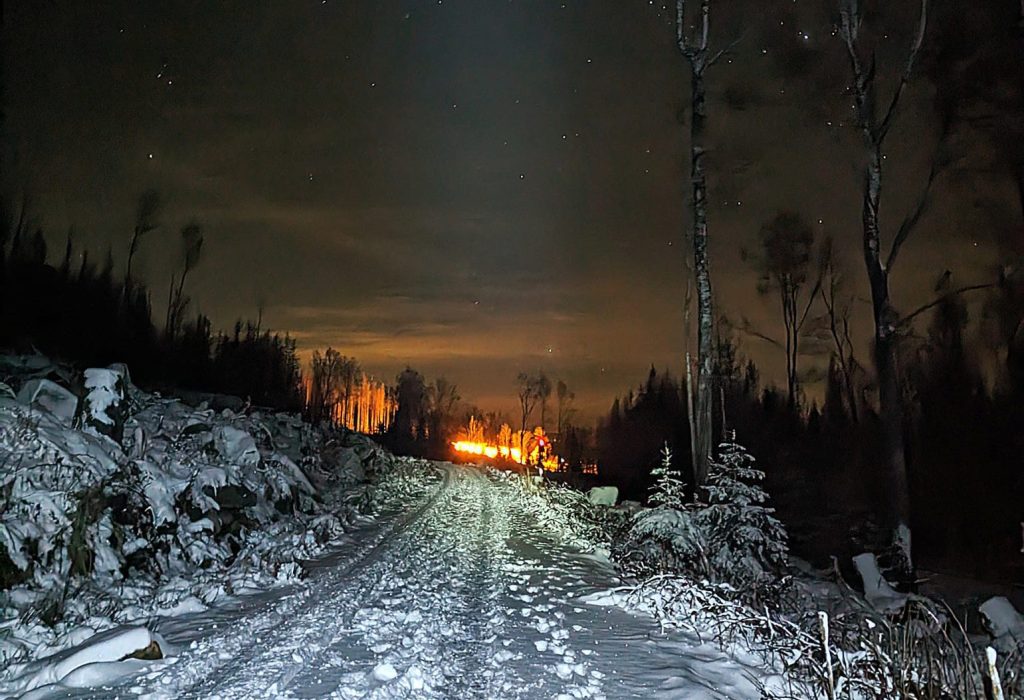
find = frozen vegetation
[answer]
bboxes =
[0,357,1021,699]
[0,357,406,696]
[592,443,1024,698]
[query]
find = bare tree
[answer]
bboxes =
[427,376,460,443]
[309,347,344,425]
[536,373,552,432]
[677,0,729,487]
[747,211,821,406]
[165,222,204,340]
[337,356,361,426]
[815,237,860,422]
[515,372,543,462]
[124,189,161,298]
[838,0,930,574]
[555,379,576,435]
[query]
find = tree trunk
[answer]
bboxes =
[840,0,928,578]
[1015,161,1024,226]
[862,144,913,576]
[677,0,716,486]
[691,63,714,487]
[685,351,699,486]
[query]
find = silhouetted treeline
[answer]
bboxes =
[597,367,693,500]
[382,367,464,460]
[165,319,305,412]
[597,289,1024,582]
[0,196,303,411]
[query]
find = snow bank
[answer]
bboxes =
[0,358,402,695]
[16,378,78,425]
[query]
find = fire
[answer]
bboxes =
[451,440,522,464]
[452,422,561,471]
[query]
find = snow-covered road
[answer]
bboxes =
[46,464,774,700]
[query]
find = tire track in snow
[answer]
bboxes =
[103,462,453,699]
[323,467,521,698]
[62,465,620,700]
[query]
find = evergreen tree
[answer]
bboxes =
[699,439,788,586]
[648,443,686,509]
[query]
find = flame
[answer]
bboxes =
[452,432,561,471]
[452,420,566,472]
[452,440,523,464]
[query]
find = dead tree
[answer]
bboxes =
[124,190,160,299]
[838,0,929,575]
[555,379,576,436]
[677,0,726,487]
[515,372,543,463]
[752,211,821,407]
[165,222,204,341]
[816,237,860,422]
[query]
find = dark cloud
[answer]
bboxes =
[3,0,1008,420]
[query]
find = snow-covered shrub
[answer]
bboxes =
[603,571,1024,699]
[618,440,788,599]
[361,456,440,515]
[533,480,610,549]
[491,469,615,551]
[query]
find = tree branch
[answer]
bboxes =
[699,0,710,53]
[877,0,928,144]
[676,0,687,52]
[797,270,825,333]
[737,317,784,349]
[896,283,995,327]
[707,30,747,68]
[677,0,712,64]
[885,156,941,272]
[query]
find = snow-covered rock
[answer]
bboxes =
[587,486,619,507]
[214,425,261,467]
[0,358,402,693]
[335,446,366,481]
[372,662,399,682]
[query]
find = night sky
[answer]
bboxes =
[2,1,1009,419]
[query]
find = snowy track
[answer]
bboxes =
[45,464,777,700]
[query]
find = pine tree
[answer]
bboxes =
[620,436,789,596]
[648,443,686,509]
[698,439,788,586]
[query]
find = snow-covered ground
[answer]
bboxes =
[3,361,1020,699]
[7,461,785,699]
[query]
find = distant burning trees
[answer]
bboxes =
[451,421,558,470]
[304,348,395,433]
